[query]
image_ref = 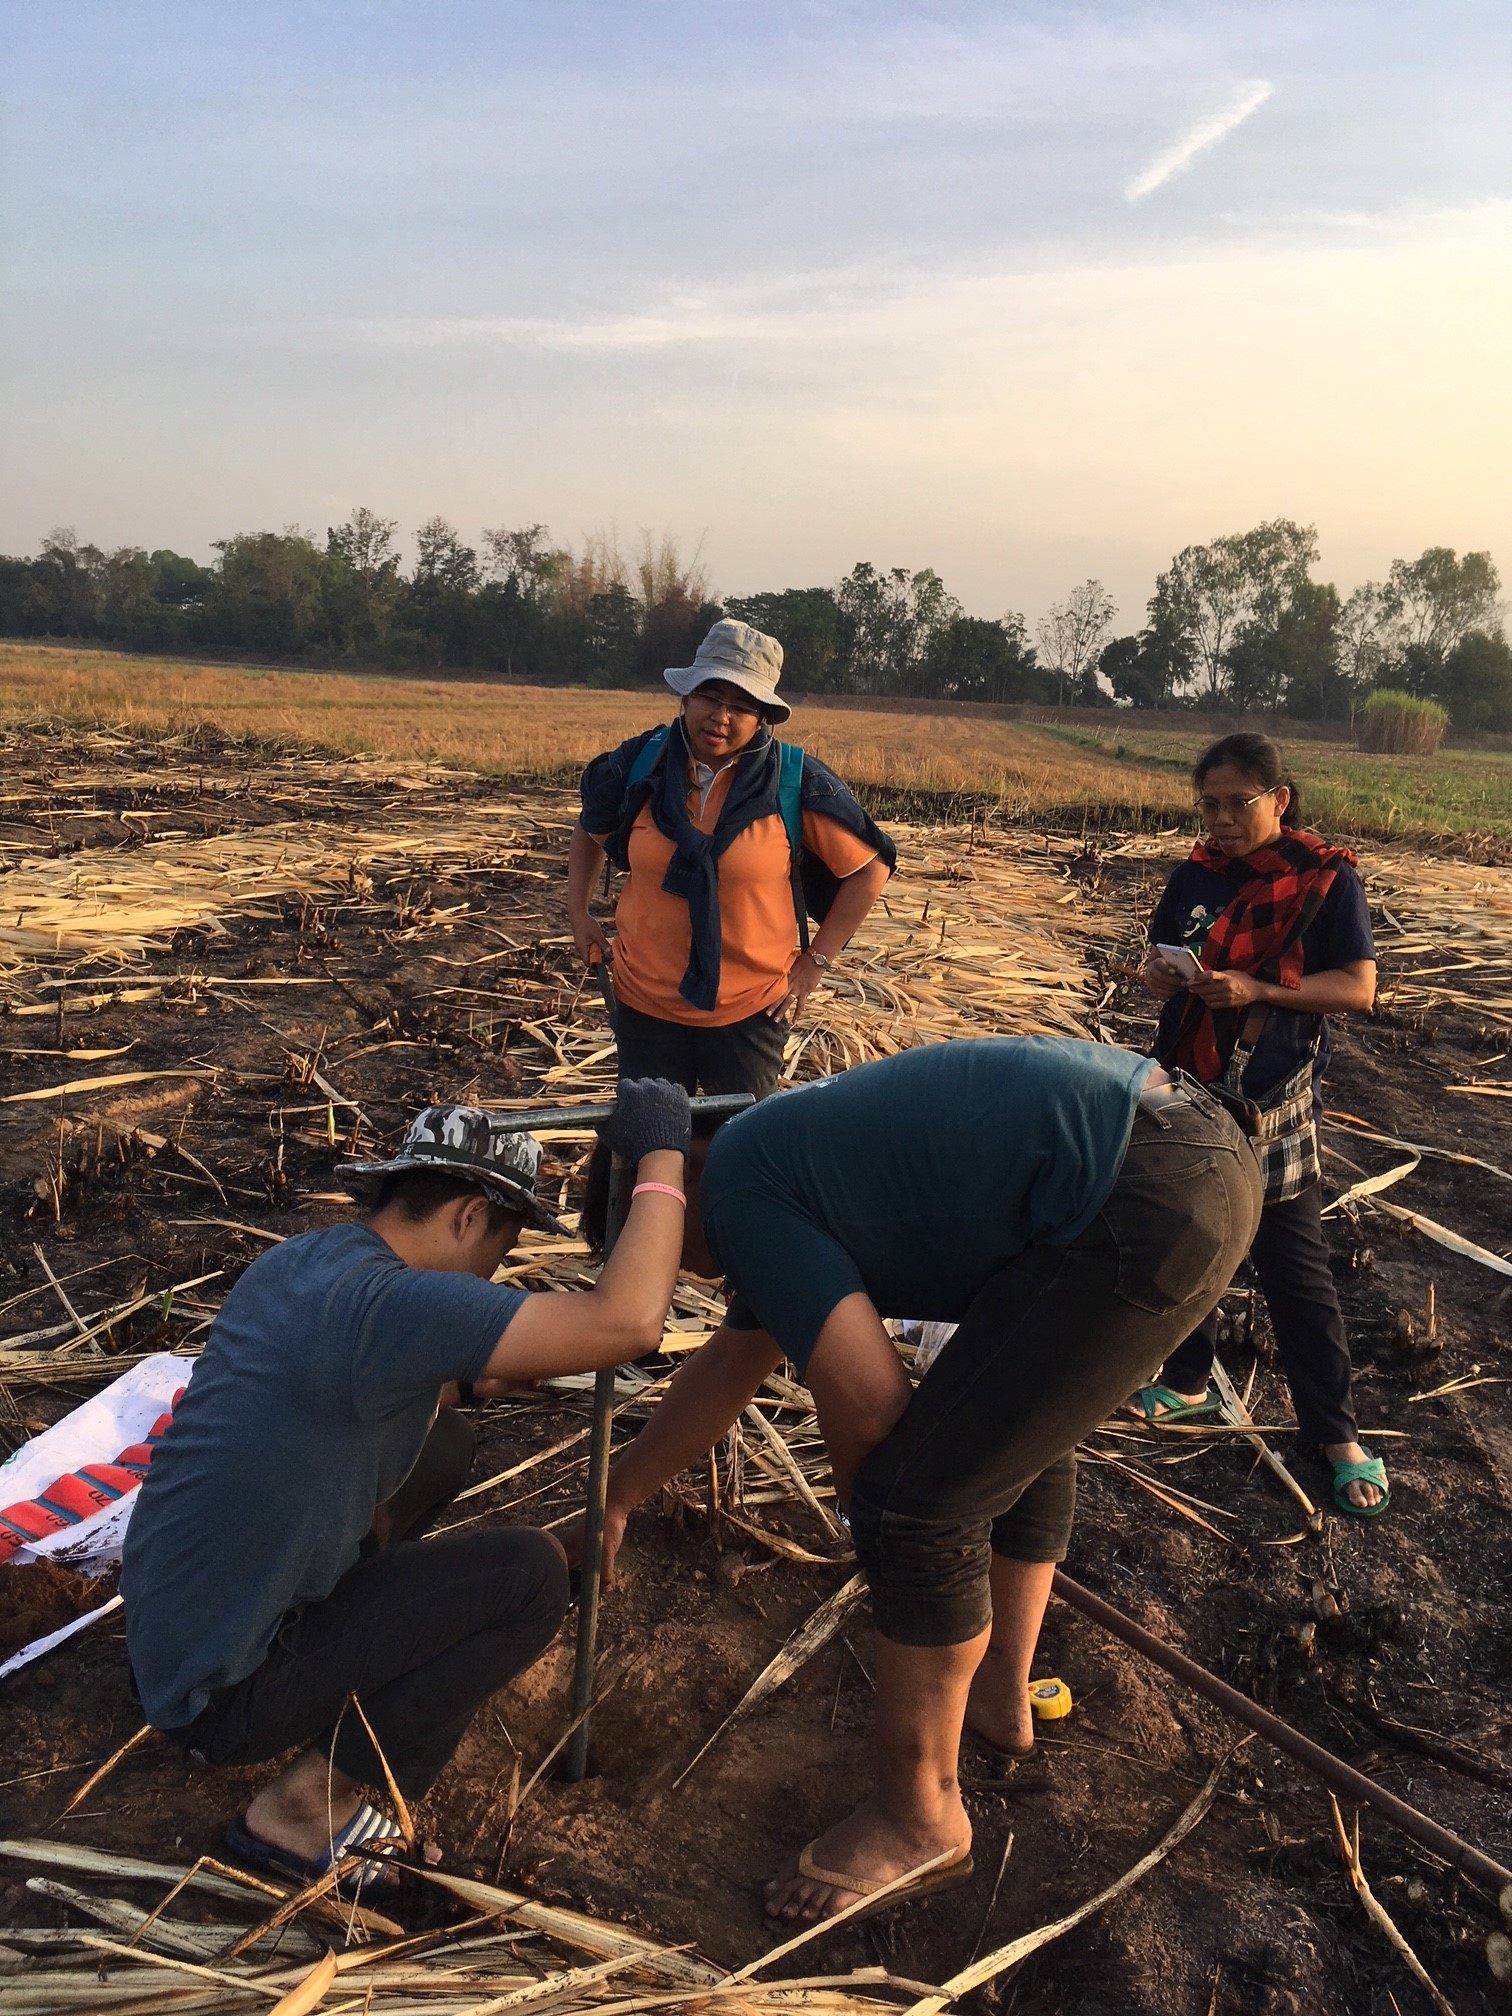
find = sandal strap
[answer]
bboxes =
[796,1845,884,1896]
[330,1801,405,1864]
[1134,1385,1186,1421]
[1332,1456,1388,1487]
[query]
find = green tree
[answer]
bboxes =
[1336,582,1392,713]
[1036,579,1116,705]
[924,614,1042,703]
[1438,631,1512,732]
[324,508,401,657]
[632,533,717,687]
[477,523,557,678]
[835,564,914,694]
[723,587,844,692]
[403,517,480,667]
[95,547,159,639]
[582,584,642,686]
[0,556,37,634]
[834,563,961,696]
[1098,635,1143,705]
[1147,520,1317,701]
[1383,547,1501,659]
[1226,579,1341,716]
[31,528,103,636]
[900,569,962,696]
[148,549,213,607]
[201,529,327,653]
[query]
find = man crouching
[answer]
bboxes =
[121,1082,689,1897]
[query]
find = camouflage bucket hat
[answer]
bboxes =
[341,1105,568,1235]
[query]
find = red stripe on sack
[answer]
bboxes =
[36,1474,123,1520]
[0,1504,70,1551]
[0,1385,188,1560]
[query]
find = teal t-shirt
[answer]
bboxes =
[122,1223,525,1729]
[700,1037,1155,1368]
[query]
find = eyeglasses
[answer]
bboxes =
[687,689,760,720]
[1194,789,1276,818]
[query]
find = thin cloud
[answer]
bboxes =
[1125,81,1273,203]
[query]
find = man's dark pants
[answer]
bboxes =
[172,1410,569,1798]
[847,1082,1264,1647]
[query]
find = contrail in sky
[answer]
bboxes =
[1124,80,1273,202]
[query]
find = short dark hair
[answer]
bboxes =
[374,1167,522,1236]
[1192,732,1302,828]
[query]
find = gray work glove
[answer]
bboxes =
[595,1078,691,1164]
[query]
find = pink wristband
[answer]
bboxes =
[632,1181,687,1207]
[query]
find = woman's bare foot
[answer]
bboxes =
[764,1795,971,1922]
[1119,1383,1210,1423]
[1326,1439,1386,1511]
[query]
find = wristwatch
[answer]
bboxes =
[805,949,833,972]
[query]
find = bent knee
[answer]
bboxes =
[495,1526,571,1633]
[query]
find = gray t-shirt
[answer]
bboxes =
[122,1223,526,1729]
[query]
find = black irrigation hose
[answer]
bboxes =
[1053,1570,1512,1897]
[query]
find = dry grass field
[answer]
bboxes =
[0,643,1189,823]
[6,642,1510,843]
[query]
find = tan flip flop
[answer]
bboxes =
[789,1840,974,1922]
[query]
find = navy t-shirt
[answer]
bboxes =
[122,1223,526,1729]
[1149,857,1374,1097]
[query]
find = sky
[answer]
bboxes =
[2,0,1510,629]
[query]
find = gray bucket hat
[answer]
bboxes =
[664,619,790,724]
[341,1104,568,1235]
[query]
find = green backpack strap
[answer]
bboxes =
[777,742,809,951]
[777,741,804,852]
[624,723,671,798]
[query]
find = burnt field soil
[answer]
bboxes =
[2,721,1511,2016]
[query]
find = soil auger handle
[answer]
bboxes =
[494,1091,754,1134]
[561,1090,753,1783]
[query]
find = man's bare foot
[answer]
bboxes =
[245,1762,366,1866]
[1327,1439,1386,1511]
[764,1795,971,1922]
[242,1750,440,1872]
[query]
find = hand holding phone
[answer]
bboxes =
[1155,942,1205,984]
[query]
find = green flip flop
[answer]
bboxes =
[1123,1384,1222,1425]
[1331,1450,1390,1518]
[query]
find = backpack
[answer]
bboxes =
[623,726,835,950]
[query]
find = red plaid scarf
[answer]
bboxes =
[1172,828,1357,1082]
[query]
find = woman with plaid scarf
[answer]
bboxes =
[1125,734,1386,1515]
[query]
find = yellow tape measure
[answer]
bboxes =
[1028,1677,1072,1721]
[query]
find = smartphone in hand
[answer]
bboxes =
[1155,943,1205,983]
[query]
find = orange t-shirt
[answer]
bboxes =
[598,761,877,1026]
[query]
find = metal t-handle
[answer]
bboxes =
[559,1089,754,1783]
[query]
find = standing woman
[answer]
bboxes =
[568,619,895,1102]
[1128,733,1386,1515]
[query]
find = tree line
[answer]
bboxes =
[2,511,1507,731]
